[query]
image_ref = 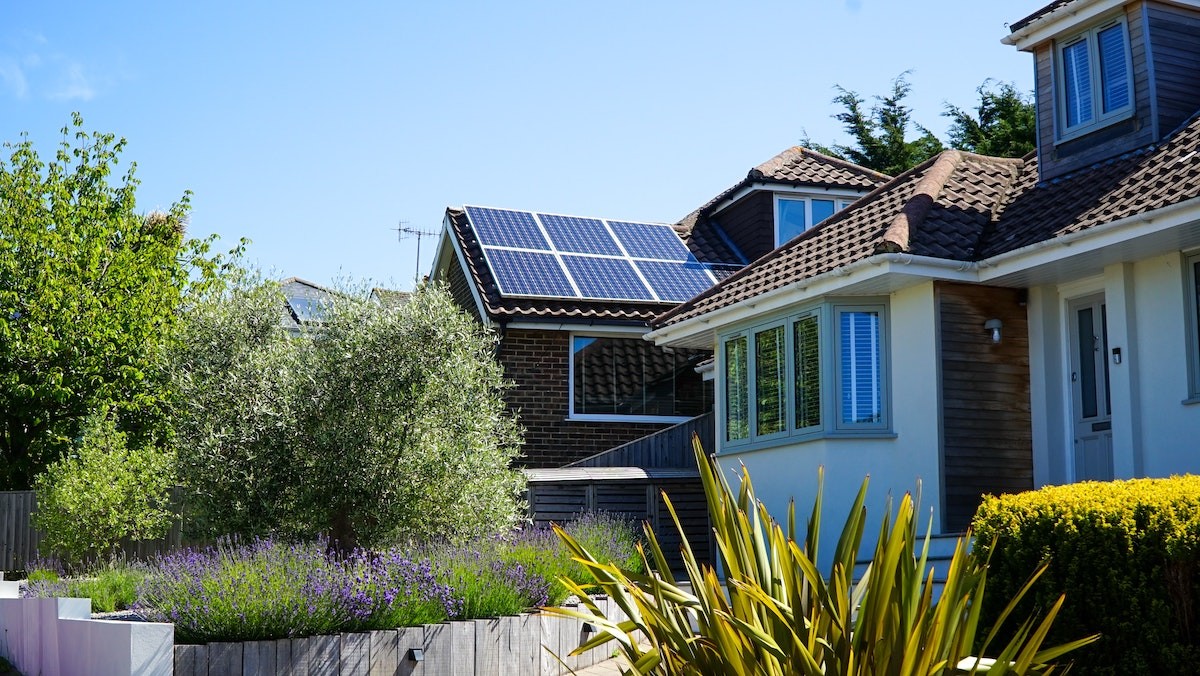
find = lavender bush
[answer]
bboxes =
[109,513,644,643]
[136,539,455,643]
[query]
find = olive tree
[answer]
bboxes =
[170,277,525,549]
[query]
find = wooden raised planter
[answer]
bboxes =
[173,598,625,676]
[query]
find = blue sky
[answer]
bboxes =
[3,1,1050,291]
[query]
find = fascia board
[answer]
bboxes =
[440,214,494,328]
[1003,0,1128,49]
[976,196,1200,282]
[646,254,977,346]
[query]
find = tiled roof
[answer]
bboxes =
[1009,0,1076,33]
[688,146,890,221]
[654,151,1021,327]
[446,208,677,323]
[654,112,1200,330]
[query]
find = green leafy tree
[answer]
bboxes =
[804,73,944,176]
[170,276,525,550]
[0,114,217,488]
[33,412,177,564]
[945,80,1037,158]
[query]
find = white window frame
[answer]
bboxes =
[1184,252,1200,403]
[833,303,890,432]
[717,300,890,451]
[1054,15,1135,142]
[773,194,856,247]
[567,331,697,423]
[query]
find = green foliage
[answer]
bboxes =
[974,476,1200,674]
[32,413,177,564]
[804,73,944,176]
[945,81,1036,158]
[804,75,1036,174]
[548,436,1096,674]
[169,275,525,549]
[24,560,146,612]
[0,114,223,489]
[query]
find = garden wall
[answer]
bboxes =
[174,599,625,675]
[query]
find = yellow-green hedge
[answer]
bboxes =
[973,475,1200,675]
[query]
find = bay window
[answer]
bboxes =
[720,301,889,447]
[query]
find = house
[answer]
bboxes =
[428,149,887,467]
[279,277,337,335]
[646,0,1200,561]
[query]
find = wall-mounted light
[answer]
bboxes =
[407,648,424,663]
[984,319,1002,344]
[582,622,596,634]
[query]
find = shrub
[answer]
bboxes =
[170,279,525,550]
[32,413,177,564]
[23,560,146,612]
[136,539,455,644]
[973,476,1200,674]
[549,435,1096,674]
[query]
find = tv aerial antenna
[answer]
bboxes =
[394,221,436,285]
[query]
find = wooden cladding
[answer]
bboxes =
[937,283,1033,532]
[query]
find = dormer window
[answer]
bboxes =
[1056,17,1133,139]
[775,194,855,246]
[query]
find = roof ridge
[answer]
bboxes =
[874,150,963,254]
[795,146,893,180]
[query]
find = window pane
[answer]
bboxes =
[725,336,749,441]
[574,336,707,417]
[1076,308,1098,419]
[812,199,836,226]
[1098,24,1129,113]
[777,198,807,244]
[1062,39,1093,127]
[755,326,786,436]
[840,310,882,425]
[793,315,821,429]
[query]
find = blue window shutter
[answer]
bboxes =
[1097,25,1129,113]
[840,310,881,425]
[1062,40,1093,127]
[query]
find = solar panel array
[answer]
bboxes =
[465,206,735,303]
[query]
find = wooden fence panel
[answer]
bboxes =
[0,488,184,572]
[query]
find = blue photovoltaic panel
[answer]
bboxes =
[636,260,715,302]
[465,206,549,250]
[538,214,622,256]
[562,255,655,301]
[486,249,575,297]
[607,221,691,261]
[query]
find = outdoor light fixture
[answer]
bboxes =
[407,648,424,663]
[582,622,596,634]
[984,319,1003,344]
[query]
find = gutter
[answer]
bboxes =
[649,194,1200,347]
[646,253,976,345]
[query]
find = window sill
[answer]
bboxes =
[1181,396,1200,406]
[1055,108,1134,145]
[718,430,898,457]
[567,414,695,424]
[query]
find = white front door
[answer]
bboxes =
[1068,294,1113,481]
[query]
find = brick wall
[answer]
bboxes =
[499,329,671,468]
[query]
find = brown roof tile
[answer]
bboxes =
[655,112,1200,331]
[653,151,1025,328]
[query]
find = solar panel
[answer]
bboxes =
[465,206,549,250]
[635,260,715,302]
[707,263,744,281]
[607,221,690,261]
[561,255,655,301]
[485,249,575,297]
[538,214,621,256]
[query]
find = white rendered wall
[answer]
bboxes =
[1026,253,1200,486]
[716,282,942,570]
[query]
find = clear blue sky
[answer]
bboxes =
[3,0,1050,291]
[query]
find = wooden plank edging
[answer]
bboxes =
[172,597,618,675]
